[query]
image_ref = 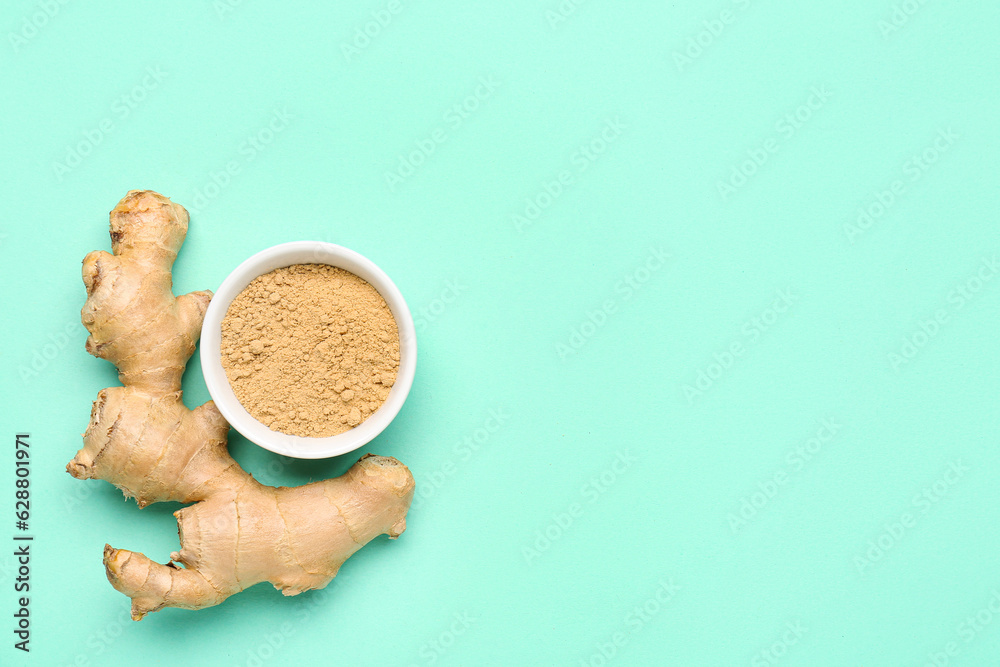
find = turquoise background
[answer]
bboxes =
[1,0,999,665]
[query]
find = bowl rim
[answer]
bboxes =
[199,241,416,459]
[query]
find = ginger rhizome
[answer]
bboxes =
[67,190,414,620]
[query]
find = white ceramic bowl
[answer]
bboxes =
[200,241,416,459]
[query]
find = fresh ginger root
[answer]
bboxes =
[67,190,414,620]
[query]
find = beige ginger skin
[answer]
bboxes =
[67,190,414,620]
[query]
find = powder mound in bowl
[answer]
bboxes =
[220,263,400,438]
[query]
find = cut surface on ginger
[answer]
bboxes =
[220,263,400,438]
[67,191,414,620]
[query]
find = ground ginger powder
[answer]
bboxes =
[220,263,400,437]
